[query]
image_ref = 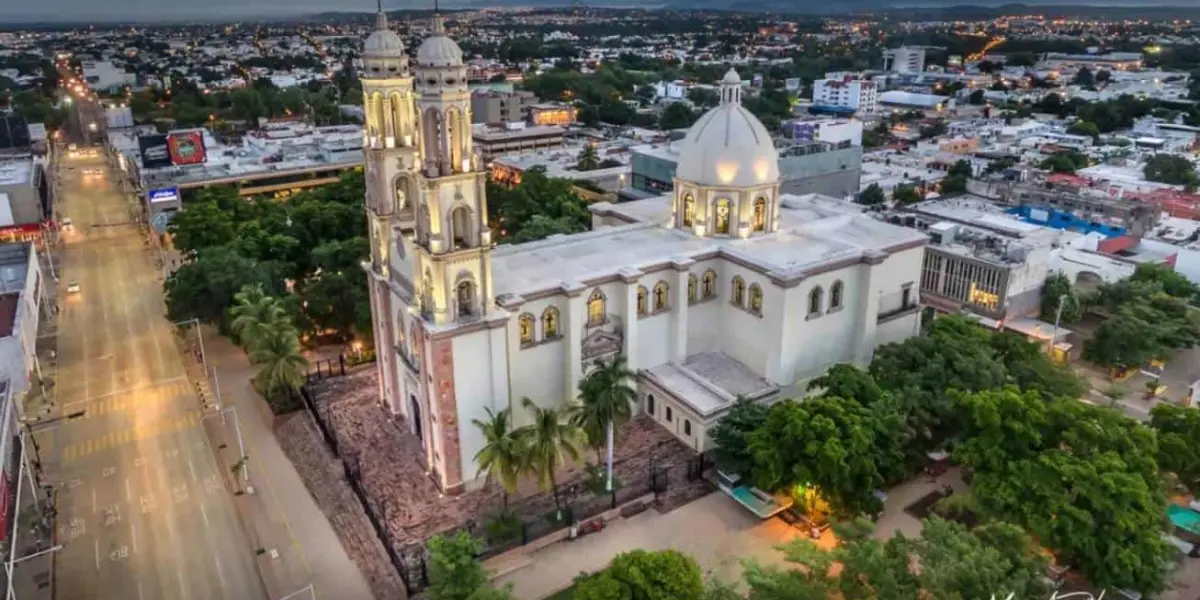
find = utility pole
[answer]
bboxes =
[1048,293,1067,359]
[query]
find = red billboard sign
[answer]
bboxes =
[167,131,207,166]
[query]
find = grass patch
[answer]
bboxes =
[544,585,575,600]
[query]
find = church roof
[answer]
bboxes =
[491,194,927,301]
[363,12,406,59]
[416,16,463,67]
[675,68,779,189]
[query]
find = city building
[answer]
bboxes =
[812,73,878,114]
[630,137,862,200]
[471,123,566,161]
[0,158,53,245]
[80,60,136,92]
[469,89,536,125]
[878,91,953,111]
[529,103,576,127]
[1041,52,1144,71]
[489,142,631,192]
[883,47,927,75]
[360,15,927,494]
[0,243,45,403]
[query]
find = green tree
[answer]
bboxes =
[164,246,286,327]
[856,183,885,206]
[426,532,489,600]
[1073,66,1095,87]
[570,356,636,491]
[808,364,883,406]
[228,283,290,350]
[576,144,600,171]
[709,396,768,476]
[1040,272,1083,324]
[1143,153,1200,187]
[515,397,581,514]
[892,184,922,205]
[577,549,704,600]
[658,102,697,130]
[939,175,967,195]
[748,396,885,514]
[248,326,308,398]
[1067,119,1101,140]
[947,159,973,179]
[167,197,239,257]
[472,407,527,510]
[487,167,590,244]
[1150,403,1200,491]
[967,88,986,105]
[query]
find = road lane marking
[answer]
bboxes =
[213,549,227,591]
[200,503,210,527]
[91,488,96,513]
[93,538,99,571]
[138,583,144,600]
[131,522,138,553]
[187,459,197,482]
[125,477,131,502]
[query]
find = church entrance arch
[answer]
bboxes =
[410,395,423,440]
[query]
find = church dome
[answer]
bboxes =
[675,69,779,188]
[363,13,406,59]
[416,18,463,68]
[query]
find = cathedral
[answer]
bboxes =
[360,12,928,494]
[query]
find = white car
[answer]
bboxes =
[61,218,73,233]
[66,281,80,294]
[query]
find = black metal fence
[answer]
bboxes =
[304,355,346,383]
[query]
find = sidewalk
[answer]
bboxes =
[199,329,375,600]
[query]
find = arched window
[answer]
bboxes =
[653,282,669,311]
[702,270,717,298]
[687,275,697,303]
[808,286,824,316]
[753,197,767,232]
[542,307,560,338]
[646,394,656,416]
[450,205,472,249]
[731,276,746,306]
[518,313,535,345]
[682,194,695,227]
[587,290,606,326]
[749,284,763,314]
[636,286,649,316]
[714,198,732,234]
[456,278,477,318]
[830,280,844,310]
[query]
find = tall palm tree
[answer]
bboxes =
[576,144,600,171]
[515,397,580,515]
[571,356,636,492]
[249,327,309,397]
[228,283,289,351]
[472,407,526,510]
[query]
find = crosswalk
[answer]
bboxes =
[65,378,194,421]
[61,410,201,462]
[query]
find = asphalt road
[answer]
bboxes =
[37,149,266,600]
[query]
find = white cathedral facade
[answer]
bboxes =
[360,14,928,494]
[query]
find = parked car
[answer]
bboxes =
[66,281,80,294]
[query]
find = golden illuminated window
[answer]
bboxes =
[731,276,745,306]
[542,307,560,338]
[519,313,535,345]
[702,270,717,298]
[969,283,999,310]
[752,197,767,232]
[587,290,606,325]
[687,275,697,303]
[714,198,731,234]
[637,286,649,316]
[683,194,695,227]
[830,281,844,310]
[749,284,763,314]
[653,282,669,311]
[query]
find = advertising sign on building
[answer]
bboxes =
[147,187,180,204]
[792,122,817,142]
[137,134,171,169]
[752,73,764,88]
[167,131,207,166]
[785,78,802,92]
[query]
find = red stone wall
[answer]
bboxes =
[430,337,464,493]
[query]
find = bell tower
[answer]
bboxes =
[409,11,493,327]
[361,3,417,415]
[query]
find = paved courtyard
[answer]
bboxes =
[294,367,705,548]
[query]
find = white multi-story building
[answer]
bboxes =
[813,74,879,113]
[883,47,927,75]
[361,16,928,494]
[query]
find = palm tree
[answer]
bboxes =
[228,283,289,351]
[472,407,526,510]
[570,356,636,492]
[249,327,309,398]
[576,144,600,171]
[515,397,580,516]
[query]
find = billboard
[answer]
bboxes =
[167,131,207,166]
[147,187,180,204]
[138,134,171,169]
